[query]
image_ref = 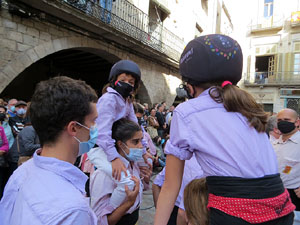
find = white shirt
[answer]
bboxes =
[273,131,300,189]
[88,148,144,225]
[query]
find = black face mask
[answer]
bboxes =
[114,80,134,99]
[277,120,296,134]
[0,113,6,122]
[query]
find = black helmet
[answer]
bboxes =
[180,34,243,85]
[108,60,141,83]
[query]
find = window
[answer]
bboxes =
[263,104,273,113]
[264,0,273,18]
[294,53,300,75]
[287,98,300,115]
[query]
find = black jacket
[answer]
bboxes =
[7,126,40,163]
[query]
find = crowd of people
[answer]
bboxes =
[0,33,300,225]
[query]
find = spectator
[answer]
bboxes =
[272,108,300,211]
[155,104,166,137]
[266,115,281,143]
[9,100,29,137]
[165,105,175,127]
[6,99,17,118]
[133,103,156,157]
[0,114,9,199]
[147,108,159,139]
[143,103,149,116]
[0,76,98,224]
[16,106,40,166]
[0,105,14,148]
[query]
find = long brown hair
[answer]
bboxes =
[194,82,268,133]
[184,178,209,225]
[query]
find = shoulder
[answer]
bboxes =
[21,167,90,223]
[174,93,223,119]
[292,131,300,143]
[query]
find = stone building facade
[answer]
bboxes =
[0,0,233,106]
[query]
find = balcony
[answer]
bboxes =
[63,0,183,61]
[244,72,300,86]
[11,0,184,65]
[248,16,283,33]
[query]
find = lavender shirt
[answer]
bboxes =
[0,150,97,225]
[165,89,278,178]
[96,87,138,161]
[154,155,203,209]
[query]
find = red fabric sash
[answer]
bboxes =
[207,189,295,224]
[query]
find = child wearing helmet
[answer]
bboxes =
[89,60,152,181]
[154,35,295,225]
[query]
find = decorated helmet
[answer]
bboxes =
[179,34,243,85]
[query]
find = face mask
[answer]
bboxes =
[121,143,143,162]
[277,120,296,134]
[74,122,98,156]
[10,106,15,112]
[114,80,134,99]
[0,113,6,121]
[17,108,26,115]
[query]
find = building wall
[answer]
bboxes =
[242,0,300,113]
[0,8,180,106]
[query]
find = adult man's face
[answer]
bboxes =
[8,99,17,111]
[75,103,98,143]
[16,105,27,117]
[277,109,299,135]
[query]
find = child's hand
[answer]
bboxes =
[112,158,127,181]
[142,152,153,171]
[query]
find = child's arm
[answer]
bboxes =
[96,96,127,180]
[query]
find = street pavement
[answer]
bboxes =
[137,169,161,225]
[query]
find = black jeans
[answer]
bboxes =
[288,188,300,211]
[0,166,8,199]
[115,208,139,225]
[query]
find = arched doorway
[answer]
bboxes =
[1,47,120,100]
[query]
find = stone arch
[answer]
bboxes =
[136,81,152,105]
[0,36,122,93]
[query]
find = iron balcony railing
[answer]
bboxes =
[61,0,185,61]
[244,72,300,85]
[248,16,284,32]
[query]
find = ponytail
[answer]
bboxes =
[207,84,267,132]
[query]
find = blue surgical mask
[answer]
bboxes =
[17,108,26,115]
[10,106,15,112]
[121,143,143,162]
[74,122,98,156]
